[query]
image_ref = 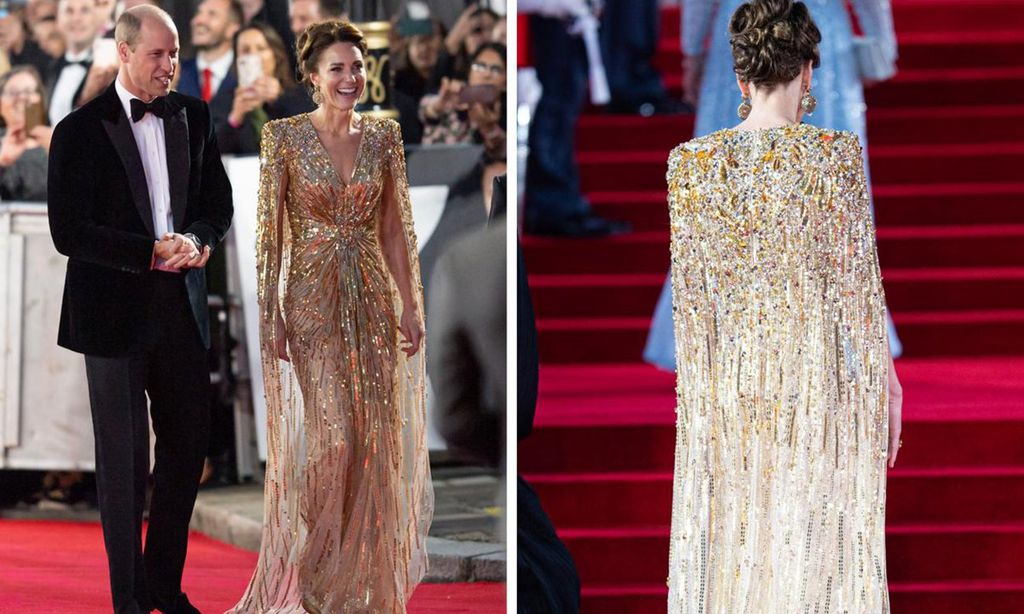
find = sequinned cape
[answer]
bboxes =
[666,125,890,613]
[645,0,903,370]
[228,114,432,613]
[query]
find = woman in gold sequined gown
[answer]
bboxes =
[228,21,432,614]
[666,2,903,612]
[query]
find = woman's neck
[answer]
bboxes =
[740,79,803,129]
[316,104,358,135]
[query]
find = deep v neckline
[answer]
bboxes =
[308,112,365,187]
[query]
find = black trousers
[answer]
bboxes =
[600,0,668,108]
[84,272,210,614]
[524,15,592,229]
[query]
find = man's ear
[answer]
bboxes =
[117,39,131,63]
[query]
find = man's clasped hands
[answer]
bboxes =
[153,232,211,272]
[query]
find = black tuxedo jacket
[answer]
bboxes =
[47,84,233,357]
[177,58,237,135]
[46,55,91,113]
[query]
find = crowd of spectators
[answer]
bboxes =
[0,0,505,203]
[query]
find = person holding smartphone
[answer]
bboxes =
[420,41,505,153]
[391,10,445,145]
[429,3,497,89]
[0,65,52,201]
[217,21,312,154]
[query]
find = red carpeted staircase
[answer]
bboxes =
[520,1,1024,611]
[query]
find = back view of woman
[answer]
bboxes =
[665,1,903,611]
[646,0,903,369]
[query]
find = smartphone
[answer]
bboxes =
[24,101,44,133]
[93,37,117,67]
[458,84,499,106]
[237,54,262,88]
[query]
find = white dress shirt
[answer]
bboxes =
[49,47,92,125]
[196,50,234,99]
[114,77,173,242]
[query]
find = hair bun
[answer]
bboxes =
[771,20,793,42]
[728,0,821,87]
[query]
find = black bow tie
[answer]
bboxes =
[130,97,170,122]
[63,59,89,68]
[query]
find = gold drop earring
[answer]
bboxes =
[800,89,817,116]
[737,93,752,120]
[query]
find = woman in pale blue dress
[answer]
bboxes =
[644,0,902,369]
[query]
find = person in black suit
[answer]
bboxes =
[48,0,117,125]
[177,0,242,135]
[521,2,630,237]
[599,0,690,115]
[47,5,233,613]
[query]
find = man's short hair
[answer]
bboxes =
[114,5,176,49]
[319,0,345,18]
[201,0,244,26]
[226,0,244,26]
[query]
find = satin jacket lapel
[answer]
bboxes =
[165,100,190,230]
[100,85,155,237]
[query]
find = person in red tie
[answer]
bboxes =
[176,0,242,134]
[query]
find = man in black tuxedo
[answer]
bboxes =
[47,0,116,125]
[47,5,233,613]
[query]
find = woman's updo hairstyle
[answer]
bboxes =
[296,20,369,94]
[729,0,821,87]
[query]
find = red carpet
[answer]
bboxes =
[520,0,1024,611]
[0,520,505,613]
